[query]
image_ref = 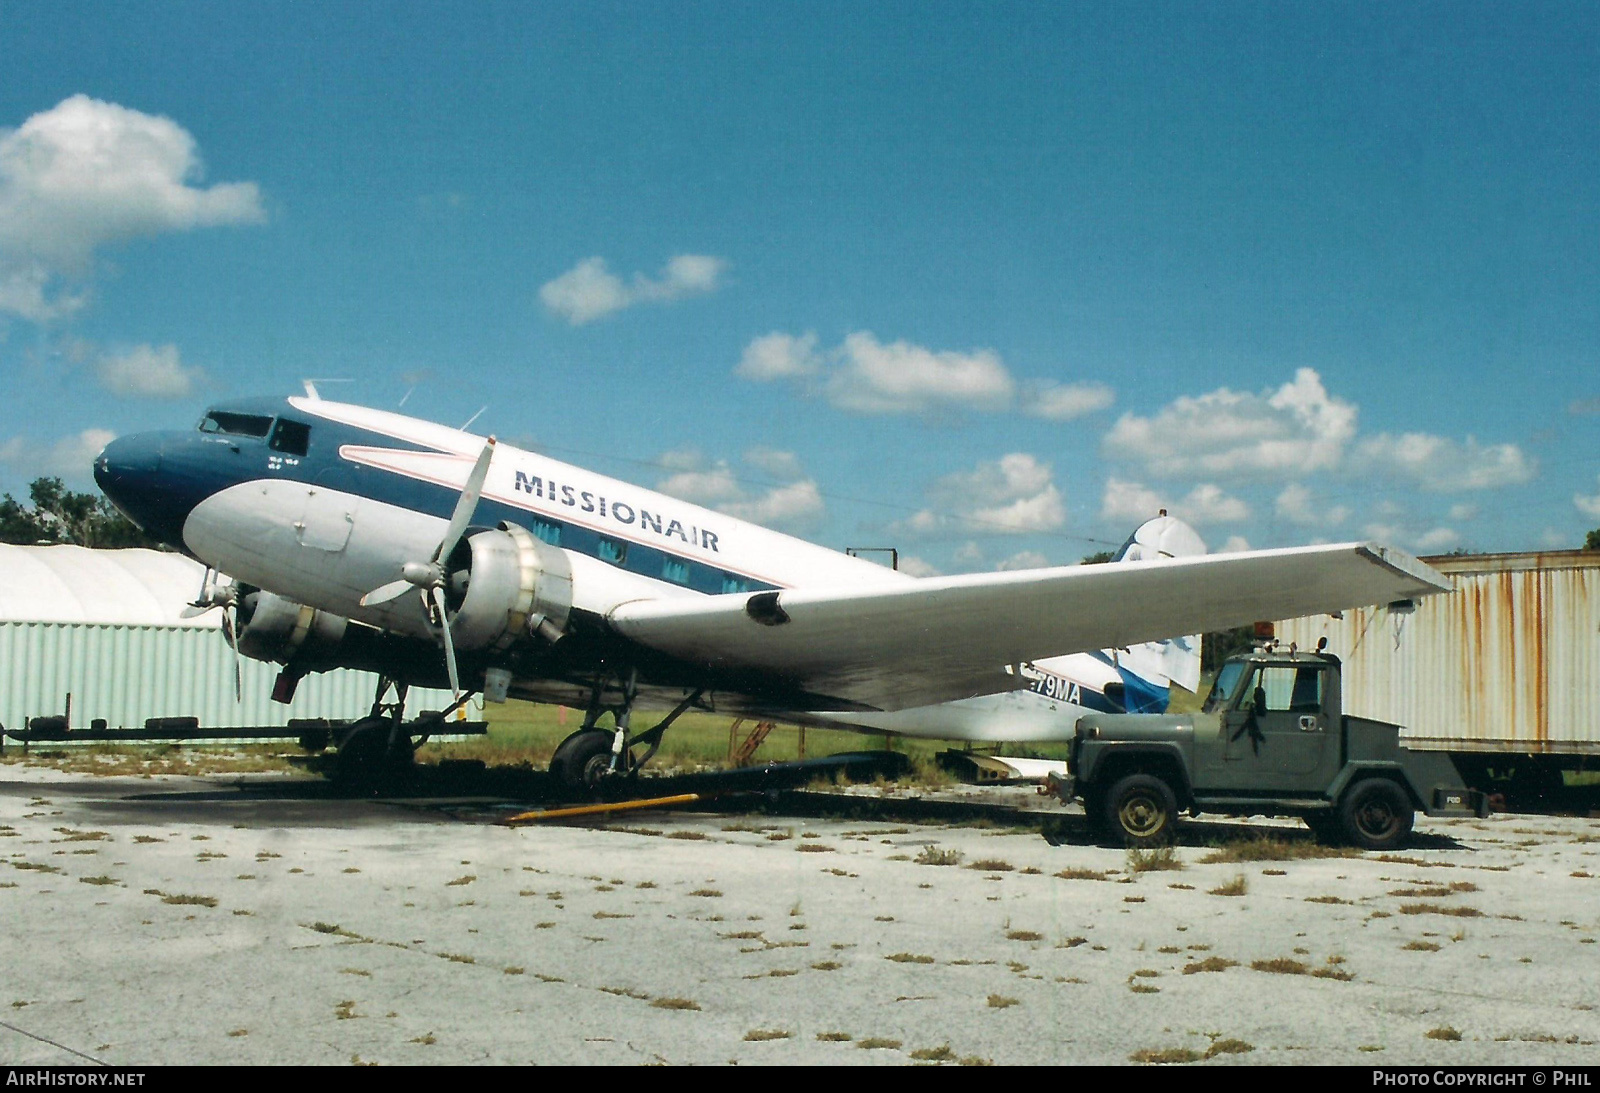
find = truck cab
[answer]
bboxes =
[1055,647,1488,849]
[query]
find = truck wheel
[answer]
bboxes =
[1102,774,1178,848]
[1337,778,1414,851]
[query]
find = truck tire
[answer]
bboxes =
[1337,778,1414,851]
[1102,773,1178,848]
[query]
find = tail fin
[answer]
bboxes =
[1110,514,1206,700]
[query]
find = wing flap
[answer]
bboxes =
[608,541,1447,711]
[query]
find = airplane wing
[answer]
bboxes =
[606,542,1449,712]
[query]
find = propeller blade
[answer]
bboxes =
[431,586,461,699]
[434,437,497,566]
[221,611,243,703]
[360,579,416,607]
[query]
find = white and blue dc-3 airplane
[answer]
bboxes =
[93,392,1449,786]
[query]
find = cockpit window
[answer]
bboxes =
[199,411,273,438]
[269,418,311,456]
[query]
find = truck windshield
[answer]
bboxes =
[1201,660,1247,713]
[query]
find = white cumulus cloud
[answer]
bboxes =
[720,479,824,529]
[901,453,1065,536]
[0,95,264,321]
[96,343,203,398]
[1023,381,1115,421]
[826,332,1015,414]
[995,550,1051,571]
[1575,477,1600,519]
[896,555,941,578]
[1101,477,1249,528]
[742,446,805,481]
[1275,482,1349,527]
[655,449,824,532]
[539,253,727,325]
[1103,367,1357,480]
[1352,433,1536,492]
[0,427,116,485]
[736,331,822,380]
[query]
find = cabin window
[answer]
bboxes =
[720,575,751,595]
[530,519,561,547]
[269,418,311,456]
[661,558,690,585]
[198,411,273,438]
[598,538,627,565]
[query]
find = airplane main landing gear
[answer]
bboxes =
[551,671,703,796]
[331,678,475,790]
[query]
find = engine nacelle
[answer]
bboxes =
[235,588,351,668]
[446,521,573,652]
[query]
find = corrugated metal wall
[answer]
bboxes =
[0,621,456,732]
[1275,553,1600,754]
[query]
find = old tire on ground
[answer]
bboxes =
[332,718,414,789]
[550,728,618,794]
[1101,773,1179,848]
[1337,778,1414,850]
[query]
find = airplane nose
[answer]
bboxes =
[93,433,181,544]
[94,434,163,501]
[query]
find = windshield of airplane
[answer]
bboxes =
[1201,659,1248,713]
[198,411,273,438]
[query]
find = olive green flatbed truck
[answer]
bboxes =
[1046,647,1490,849]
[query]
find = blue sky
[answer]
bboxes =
[2,2,1596,572]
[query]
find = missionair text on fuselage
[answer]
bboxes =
[514,471,721,553]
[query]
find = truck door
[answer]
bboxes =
[1220,664,1333,789]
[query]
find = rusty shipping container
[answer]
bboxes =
[1274,550,1600,771]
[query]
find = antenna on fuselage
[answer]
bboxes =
[301,378,352,401]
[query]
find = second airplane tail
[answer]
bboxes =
[1109,513,1207,704]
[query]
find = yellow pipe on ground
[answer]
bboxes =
[502,793,703,825]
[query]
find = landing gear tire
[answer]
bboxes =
[551,728,622,795]
[1101,773,1178,848]
[333,717,414,790]
[1337,778,1414,851]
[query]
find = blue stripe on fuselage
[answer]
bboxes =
[187,399,777,597]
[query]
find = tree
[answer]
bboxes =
[1586,528,1600,552]
[0,477,165,549]
[1079,550,1115,565]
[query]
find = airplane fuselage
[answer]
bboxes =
[95,396,1183,743]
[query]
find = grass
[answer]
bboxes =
[1209,875,1248,897]
[986,994,1019,1009]
[1183,957,1238,975]
[1126,846,1184,872]
[744,1029,790,1042]
[1403,940,1442,952]
[1130,1047,1201,1064]
[650,997,700,1011]
[886,952,934,964]
[1426,1027,1463,1041]
[968,858,1014,872]
[1055,867,1108,881]
[910,1044,957,1061]
[1006,930,1044,942]
[1199,835,1356,864]
[1204,1039,1255,1058]
[816,1031,852,1042]
[857,1038,902,1050]
[1399,903,1484,918]
[915,846,964,866]
[1250,957,1354,981]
